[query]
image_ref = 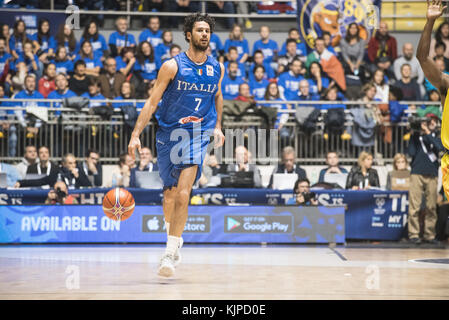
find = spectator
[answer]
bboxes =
[81,77,107,108]
[106,152,132,188]
[249,65,269,101]
[38,63,56,98]
[367,21,397,78]
[113,81,136,107]
[30,18,56,64]
[68,60,89,96]
[386,153,410,190]
[372,68,389,103]
[45,180,78,204]
[433,41,449,71]
[25,145,59,183]
[268,146,306,188]
[206,1,236,30]
[167,0,201,28]
[226,145,262,188]
[224,46,246,79]
[139,16,163,50]
[0,37,12,80]
[395,64,422,101]
[108,16,136,58]
[234,82,254,103]
[224,24,249,64]
[15,145,38,179]
[0,161,20,187]
[47,73,76,116]
[424,58,449,93]
[199,154,226,188]
[416,89,442,120]
[75,41,102,77]
[394,43,425,85]
[116,47,136,77]
[134,41,159,96]
[78,149,103,187]
[298,79,320,102]
[52,46,74,75]
[286,178,318,205]
[249,50,275,81]
[430,21,449,59]
[55,23,77,60]
[322,31,337,55]
[59,153,92,188]
[169,44,181,59]
[307,61,331,96]
[339,22,366,78]
[262,82,289,133]
[12,40,39,76]
[252,25,278,64]
[76,19,108,62]
[279,28,308,58]
[221,61,245,100]
[209,32,224,61]
[9,19,29,60]
[1,23,11,54]
[320,85,346,110]
[278,58,304,101]
[99,56,126,99]
[155,30,173,62]
[346,151,380,190]
[129,147,159,188]
[318,151,348,183]
[277,38,306,74]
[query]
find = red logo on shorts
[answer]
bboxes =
[178,116,204,124]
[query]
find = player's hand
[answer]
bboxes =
[427,0,447,20]
[128,135,142,160]
[213,127,225,148]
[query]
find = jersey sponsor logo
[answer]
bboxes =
[178,116,204,124]
[206,65,213,76]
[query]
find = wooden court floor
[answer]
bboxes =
[0,244,448,300]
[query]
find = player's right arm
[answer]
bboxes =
[128,59,178,159]
[417,0,449,95]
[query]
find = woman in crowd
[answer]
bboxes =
[372,68,389,103]
[31,18,56,64]
[38,62,56,98]
[134,41,159,96]
[307,61,331,96]
[430,21,449,58]
[386,153,410,190]
[116,46,136,78]
[224,24,249,64]
[55,23,77,60]
[76,19,108,62]
[52,46,74,75]
[346,151,380,190]
[9,19,29,60]
[155,30,173,63]
[75,41,102,77]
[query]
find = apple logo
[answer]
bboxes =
[147,217,159,231]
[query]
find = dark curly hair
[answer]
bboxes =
[183,12,215,42]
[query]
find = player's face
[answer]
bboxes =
[190,21,210,52]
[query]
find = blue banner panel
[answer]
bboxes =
[0,9,66,36]
[296,0,382,49]
[0,205,345,244]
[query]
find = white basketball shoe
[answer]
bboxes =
[173,237,183,267]
[158,254,175,277]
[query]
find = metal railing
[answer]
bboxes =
[0,98,437,165]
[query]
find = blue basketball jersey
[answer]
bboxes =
[155,52,221,132]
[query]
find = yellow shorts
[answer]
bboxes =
[442,152,449,200]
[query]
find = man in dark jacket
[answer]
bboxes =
[269,146,307,188]
[78,149,103,187]
[129,147,159,187]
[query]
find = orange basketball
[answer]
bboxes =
[102,188,135,221]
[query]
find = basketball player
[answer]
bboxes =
[128,13,225,277]
[417,0,449,199]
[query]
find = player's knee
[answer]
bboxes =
[175,188,191,206]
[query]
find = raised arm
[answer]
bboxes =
[127,59,177,159]
[417,0,449,95]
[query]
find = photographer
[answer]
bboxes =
[45,181,78,205]
[287,178,318,206]
[407,114,444,244]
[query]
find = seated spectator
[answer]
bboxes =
[105,152,133,188]
[386,153,410,190]
[252,25,278,64]
[81,77,107,108]
[135,41,159,96]
[224,24,249,64]
[395,64,422,102]
[113,81,136,108]
[249,50,275,81]
[30,18,56,64]
[433,41,449,71]
[277,38,306,74]
[18,145,59,188]
[168,44,181,59]
[279,27,308,58]
[221,61,245,100]
[224,46,246,79]
[226,145,262,188]
[155,30,173,62]
[76,20,108,61]
[99,56,126,99]
[206,1,236,30]
[45,180,78,204]
[78,149,103,187]
[286,178,318,205]
[425,58,449,94]
[15,145,38,179]
[139,16,163,49]
[394,43,425,85]
[320,85,346,110]
[52,46,74,75]
[199,154,226,188]
[168,0,201,28]
[59,153,92,188]
[416,89,442,120]
[297,79,320,102]
[249,65,269,101]
[318,151,348,183]
[367,21,397,79]
[9,19,30,60]
[129,147,159,188]
[322,31,337,55]
[307,61,331,96]
[234,82,255,103]
[74,41,102,77]
[209,32,224,61]
[339,22,366,78]
[346,151,380,190]
[360,82,381,121]
[48,73,76,116]
[12,40,39,76]
[278,58,304,101]
[55,23,77,60]
[108,16,136,57]
[430,21,449,59]
[268,146,306,188]
[0,161,21,187]
[0,37,12,77]
[372,68,389,103]
[262,82,289,133]
[38,63,56,98]
[116,47,137,77]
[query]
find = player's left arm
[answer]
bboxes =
[214,63,225,147]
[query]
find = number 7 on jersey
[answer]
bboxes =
[194,98,202,111]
